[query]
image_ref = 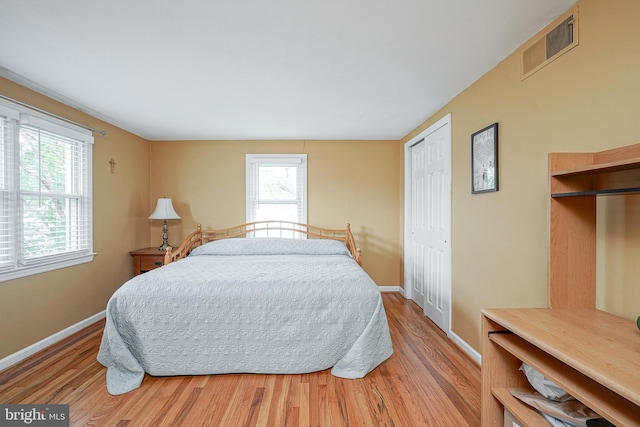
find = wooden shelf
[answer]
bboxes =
[482,308,640,427]
[551,186,640,197]
[491,388,548,427]
[550,156,640,177]
[549,143,640,203]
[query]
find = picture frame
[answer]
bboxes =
[471,123,499,194]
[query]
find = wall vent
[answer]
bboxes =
[521,6,579,80]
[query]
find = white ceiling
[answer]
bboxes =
[0,0,575,141]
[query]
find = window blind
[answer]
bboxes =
[0,113,14,268]
[18,124,92,264]
[246,154,307,227]
[0,98,94,281]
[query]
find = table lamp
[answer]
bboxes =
[148,198,181,251]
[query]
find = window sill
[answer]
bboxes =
[0,253,96,283]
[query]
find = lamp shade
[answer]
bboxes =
[148,198,181,220]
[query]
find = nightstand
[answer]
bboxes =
[130,247,166,275]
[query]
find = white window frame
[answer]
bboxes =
[0,98,94,282]
[245,154,307,225]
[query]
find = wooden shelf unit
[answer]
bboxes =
[550,142,640,309]
[482,142,640,426]
[482,308,640,427]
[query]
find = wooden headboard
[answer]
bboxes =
[164,221,362,266]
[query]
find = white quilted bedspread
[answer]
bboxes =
[97,239,393,395]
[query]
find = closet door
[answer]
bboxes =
[405,115,451,333]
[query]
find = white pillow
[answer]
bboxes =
[520,363,574,402]
[190,237,352,257]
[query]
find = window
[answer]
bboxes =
[246,154,307,228]
[0,99,94,282]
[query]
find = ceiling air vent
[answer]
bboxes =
[522,6,579,80]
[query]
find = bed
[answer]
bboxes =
[97,221,393,395]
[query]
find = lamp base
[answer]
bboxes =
[157,219,173,251]
[157,241,172,251]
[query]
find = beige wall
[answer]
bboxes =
[3,0,638,363]
[403,0,640,352]
[149,139,402,286]
[0,78,151,359]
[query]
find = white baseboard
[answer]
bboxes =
[378,285,401,292]
[0,310,106,372]
[449,329,481,365]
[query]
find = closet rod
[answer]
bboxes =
[0,94,108,137]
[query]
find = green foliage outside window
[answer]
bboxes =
[19,126,83,259]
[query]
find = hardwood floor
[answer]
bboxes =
[0,293,481,426]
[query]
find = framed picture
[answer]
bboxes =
[471,123,499,194]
